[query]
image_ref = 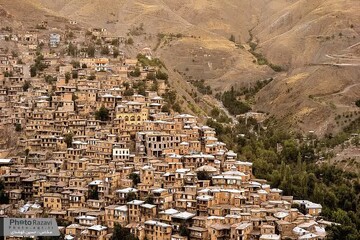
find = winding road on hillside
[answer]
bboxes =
[333,83,360,96]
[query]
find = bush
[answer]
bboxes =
[172,102,182,113]
[15,123,22,132]
[269,63,283,72]
[123,88,134,96]
[22,81,31,91]
[192,79,212,95]
[30,66,37,77]
[129,173,140,187]
[71,60,80,68]
[156,70,168,80]
[355,100,360,108]
[64,133,73,148]
[44,75,56,84]
[113,48,120,58]
[95,106,110,121]
[221,87,251,115]
[197,170,211,180]
[127,37,134,45]
[87,45,95,57]
[72,71,78,79]
[100,46,110,55]
[129,67,141,77]
[3,71,13,77]
[210,108,220,118]
[146,72,156,80]
[87,74,96,80]
[65,72,71,83]
[67,43,77,57]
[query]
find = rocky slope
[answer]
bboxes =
[1,0,359,134]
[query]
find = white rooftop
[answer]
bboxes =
[127,200,144,205]
[172,211,196,220]
[116,187,138,193]
[88,225,107,231]
[144,220,171,228]
[259,234,281,240]
[159,208,179,215]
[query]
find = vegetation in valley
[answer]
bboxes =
[218,87,251,115]
[191,79,212,95]
[206,115,360,240]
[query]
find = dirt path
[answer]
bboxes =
[331,83,360,96]
[216,99,238,124]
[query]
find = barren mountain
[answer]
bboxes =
[1,0,360,134]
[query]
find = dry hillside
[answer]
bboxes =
[1,0,360,134]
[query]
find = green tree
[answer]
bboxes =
[101,46,110,55]
[129,173,140,187]
[172,102,182,113]
[282,139,299,162]
[87,45,96,57]
[326,224,360,240]
[146,72,156,80]
[197,170,211,180]
[127,37,134,45]
[111,39,119,46]
[71,60,80,68]
[95,106,110,121]
[221,88,251,115]
[15,123,22,132]
[87,74,96,80]
[3,71,13,77]
[67,43,77,56]
[156,70,168,80]
[72,71,78,79]
[65,72,71,83]
[113,48,120,58]
[44,75,56,84]
[161,104,170,113]
[0,180,9,204]
[30,66,37,77]
[126,192,137,202]
[64,133,73,148]
[88,187,99,200]
[123,88,134,96]
[210,107,220,118]
[355,100,360,107]
[145,194,154,204]
[129,68,141,77]
[22,81,31,91]
[111,223,138,240]
[162,90,177,105]
[179,223,190,237]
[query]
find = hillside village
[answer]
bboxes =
[0,19,334,240]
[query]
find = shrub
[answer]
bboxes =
[15,123,22,132]
[127,37,134,45]
[355,100,360,108]
[22,81,31,91]
[129,68,141,77]
[95,106,110,121]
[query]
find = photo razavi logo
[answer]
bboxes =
[0,218,60,237]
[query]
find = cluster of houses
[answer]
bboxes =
[0,22,330,240]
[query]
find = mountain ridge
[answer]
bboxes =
[1,0,359,135]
